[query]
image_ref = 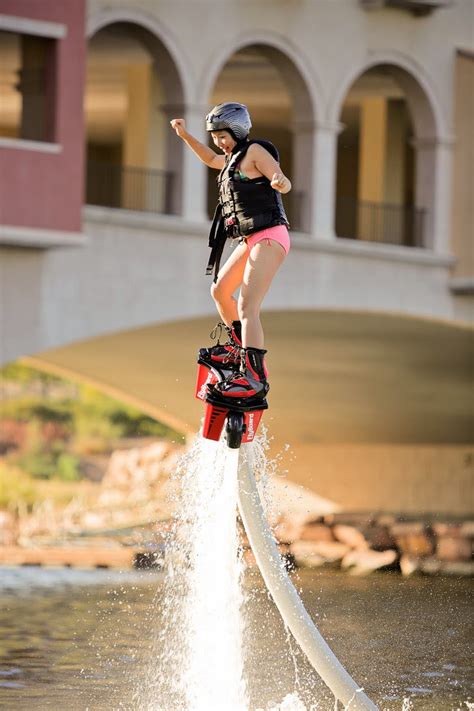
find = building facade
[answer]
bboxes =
[0,0,86,242]
[1,0,473,362]
[0,0,472,513]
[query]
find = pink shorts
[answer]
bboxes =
[245,225,290,255]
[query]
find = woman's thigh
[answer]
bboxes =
[212,241,249,297]
[239,240,286,311]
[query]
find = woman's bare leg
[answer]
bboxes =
[210,241,248,325]
[238,240,286,348]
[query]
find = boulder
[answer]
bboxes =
[273,517,304,544]
[363,524,396,551]
[98,440,184,507]
[289,541,326,568]
[324,512,374,527]
[0,510,17,545]
[436,536,472,562]
[291,540,350,564]
[399,554,422,576]
[332,524,369,550]
[341,548,398,575]
[299,522,334,543]
[390,522,434,557]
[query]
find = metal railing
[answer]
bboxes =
[336,198,426,247]
[86,162,174,215]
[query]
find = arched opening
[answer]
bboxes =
[336,65,428,248]
[85,22,185,215]
[207,44,314,232]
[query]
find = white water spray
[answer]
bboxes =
[141,429,379,711]
[182,441,247,710]
[141,435,247,711]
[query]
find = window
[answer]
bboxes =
[0,30,57,142]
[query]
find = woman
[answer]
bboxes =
[170,102,291,400]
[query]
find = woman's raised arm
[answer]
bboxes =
[170,119,225,169]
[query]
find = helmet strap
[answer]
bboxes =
[231,137,249,154]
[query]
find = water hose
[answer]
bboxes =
[235,446,379,711]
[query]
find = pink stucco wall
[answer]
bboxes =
[0,0,86,233]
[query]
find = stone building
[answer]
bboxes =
[0,0,472,513]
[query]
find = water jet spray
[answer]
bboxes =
[195,355,379,710]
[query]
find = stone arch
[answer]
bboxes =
[328,52,445,139]
[87,7,192,103]
[85,8,191,216]
[330,54,451,251]
[198,31,321,122]
[198,32,321,232]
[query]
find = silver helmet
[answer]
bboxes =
[206,102,252,141]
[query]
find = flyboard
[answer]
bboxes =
[195,352,379,711]
[195,348,267,449]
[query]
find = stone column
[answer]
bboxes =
[181,103,209,223]
[162,102,208,222]
[384,99,408,245]
[412,136,454,253]
[358,97,387,242]
[313,122,342,240]
[123,63,151,211]
[384,99,407,206]
[291,119,313,233]
[124,64,150,168]
[293,119,341,239]
[146,68,167,212]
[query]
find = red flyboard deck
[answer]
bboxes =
[242,409,264,443]
[196,363,265,444]
[202,402,228,441]
[195,363,218,401]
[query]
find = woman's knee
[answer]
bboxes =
[210,280,223,303]
[210,280,231,305]
[238,296,260,322]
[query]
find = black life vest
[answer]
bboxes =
[206,139,289,281]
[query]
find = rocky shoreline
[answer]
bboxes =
[1,439,472,577]
[255,514,474,577]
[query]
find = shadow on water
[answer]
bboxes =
[0,566,471,710]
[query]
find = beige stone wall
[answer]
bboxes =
[451,51,474,278]
[278,444,474,515]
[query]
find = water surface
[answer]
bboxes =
[0,566,471,710]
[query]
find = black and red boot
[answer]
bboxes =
[215,347,269,399]
[200,320,242,368]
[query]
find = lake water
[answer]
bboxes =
[0,565,471,710]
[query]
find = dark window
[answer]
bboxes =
[0,30,57,142]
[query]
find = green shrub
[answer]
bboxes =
[1,363,183,482]
[16,449,57,480]
[14,447,80,482]
[55,452,80,482]
[0,462,38,509]
[108,408,178,438]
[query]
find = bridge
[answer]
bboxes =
[3,206,470,516]
[2,204,466,365]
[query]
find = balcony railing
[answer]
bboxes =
[87,162,308,233]
[336,198,426,248]
[86,162,174,215]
